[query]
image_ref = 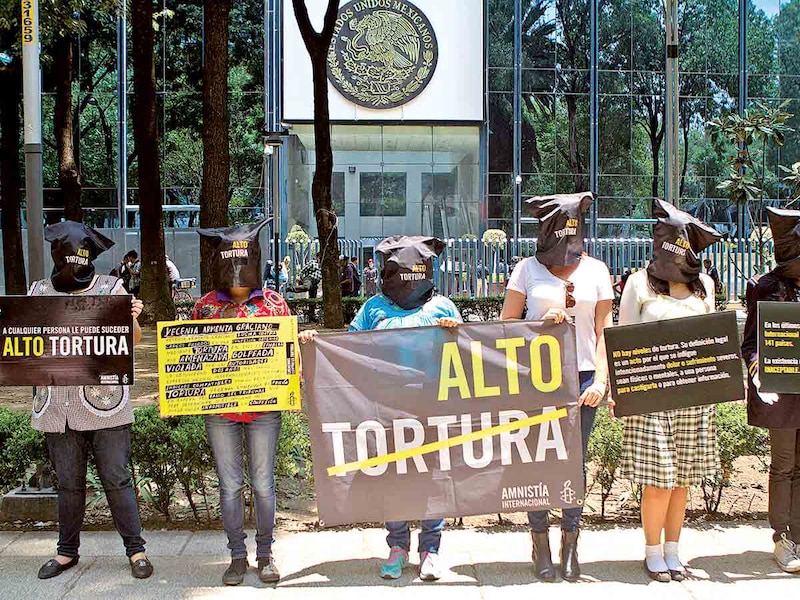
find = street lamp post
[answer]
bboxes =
[264,132,285,291]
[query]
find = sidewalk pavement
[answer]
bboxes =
[0,521,796,599]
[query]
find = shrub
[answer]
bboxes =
[277,410,312,479]
[452,296,505,322]
[586,408,624,518]
[0,408,47,493]
[701,402,769,514]
[171,415,214,521]
[287,297,366,324]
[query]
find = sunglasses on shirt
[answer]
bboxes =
[565,282,576,309]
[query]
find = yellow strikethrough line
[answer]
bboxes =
[326,408,568,477]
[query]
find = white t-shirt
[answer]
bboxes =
[618,269,714,325]
[166,260,180,282]
[507,256,614,371]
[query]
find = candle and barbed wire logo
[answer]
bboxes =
[327,0,438,109]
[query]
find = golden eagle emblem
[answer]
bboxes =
[327,0,438,109]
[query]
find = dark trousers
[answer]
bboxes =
[308,281,319,299]
[769,428,800,541]
[46,424,146,558]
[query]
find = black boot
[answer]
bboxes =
[531,531,556,582]
[560,529,580,582]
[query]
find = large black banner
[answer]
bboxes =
[759,301,800,393]
[0,295,134,386]
[301,321,584,527]
[605,311,744,417]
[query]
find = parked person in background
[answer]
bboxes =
[32,221,150,581]
[300,236,462,582]
[299,253,322,298]
[618,199,722,583]
[613,268,633,296]
[364,257,379,297]
[703,258,723,294]
[351,256,362,296]
[741,207,800,573]
[340,255,354,297]
[500,192,612,582]
[193,220,285,586]
[165,255,180,285]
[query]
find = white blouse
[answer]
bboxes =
[618,269,715,326]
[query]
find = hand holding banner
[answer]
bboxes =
[301,320,584,526]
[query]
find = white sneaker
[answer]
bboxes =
[419,551,442,581]
[774,533,800,573]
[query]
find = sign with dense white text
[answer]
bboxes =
[759,301,800,393]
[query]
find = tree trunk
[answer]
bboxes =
[293,0,344,329]
[0,58,28,294]
[53,36,82,221]
[131,0,175,322]
[565,94,585,191]
[200,0,231,294]
[680,116,689,198]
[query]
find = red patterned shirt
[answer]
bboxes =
[191,288,290,423]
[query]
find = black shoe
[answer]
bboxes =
[643,559,671,583]
[560,529,581,582]
[223,558,249,586]
[37,556,79,580]
[130,556,154,579]
[257,556,280,583]
[669,568,686,582]
[531,531,557,582]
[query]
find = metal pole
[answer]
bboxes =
[512,0,522,241]
[271,145,281,290]
[117,11,128,228]
[589,0,599,243]
[738,0,747,238]
[664,0,680,206]
[21,0,44,280]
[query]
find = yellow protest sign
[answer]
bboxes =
[157,317,301,417]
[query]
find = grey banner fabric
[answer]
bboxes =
[302,320,584,526]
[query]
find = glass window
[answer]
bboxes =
[360,172,407,217]
[332,172,345,216]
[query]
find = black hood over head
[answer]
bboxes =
[45,220,114,292]
[376,235,445,310]
[197,219,270,290]
[647,199,722,284]
[525,192,595,266]
[767,206,800,280]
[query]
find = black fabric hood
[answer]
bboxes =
[767,206,800,280]
[197,220,270,290]
[376,235,445,310]
[45,221,114,292]
[647,199,722,284]
[525,192,594,266]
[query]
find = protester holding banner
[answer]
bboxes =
[192,220,286,586]
[299,235,461,582]
[500,191,613,582]
[617,199,722,583]
[30,221,150,581]
[741,207,800,573]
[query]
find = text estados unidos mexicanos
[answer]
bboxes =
[323,335,569,477]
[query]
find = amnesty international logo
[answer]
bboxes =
[327,0,439,109]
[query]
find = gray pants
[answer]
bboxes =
[769,428,800,541]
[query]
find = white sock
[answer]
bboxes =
[645,544,668,572]
[663,541,682,571]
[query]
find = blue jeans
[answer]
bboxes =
[528,370,598,533]
[386,519,445,554]
[206,412,282,559]
[47,424,146,558]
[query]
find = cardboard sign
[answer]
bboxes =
[606,311,745,417]
[302,320,584,526]
[157,317,301,416]
[0,295,134,386]
[758,301,800,393]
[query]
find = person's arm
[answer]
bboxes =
[617,271,642,326]
[131,298,143,345]
[579,298,613,407]
[500,289,526,320]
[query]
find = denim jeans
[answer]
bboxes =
[206,412,282,559]
[385,519,445,554]
[46,424,145,558]
[768,428,800,542]
[528,370,598,533]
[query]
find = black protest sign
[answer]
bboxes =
[606,312,744,417]
[759,301,800,393]
[0,295,134,386]
[301,320,585,527]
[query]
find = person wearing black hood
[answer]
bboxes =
[741,207,800,573]
[29,221,151,581]
[501,192,614,582]
[618,200,722,583]
[298,235,462,582]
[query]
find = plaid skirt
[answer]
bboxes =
[620,405,719,489]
